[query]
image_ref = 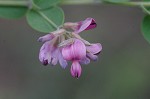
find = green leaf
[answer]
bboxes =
[33,0,60,9]
[0,6,27,19]
[142,15,150,43]
[26,7,64,33]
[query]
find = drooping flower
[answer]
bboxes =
[38,29,68,68]
[38,18,102,79]
[63,18,97,34]
[62,39,86,78]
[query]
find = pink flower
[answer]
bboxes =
[62,39,86,78]
[39,29,68,68]
[63,18,96,34]
[38,18,102,78]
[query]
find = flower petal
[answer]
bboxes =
[85,18,97,30]
[38,29,65,42]
[61,45,72,60]
[58,51,68,68]
[62,39,86,61]
[39,41,56,65]
[74,18,97,34]
[38,34,54,42]
[87,53,98,61]
[51,57,58,66]
[58,49,68,68]
[72,39,86,60]
[86,43,102,54]
[50,47,67,68]
[70,61,82,78]
[79,57,90,65]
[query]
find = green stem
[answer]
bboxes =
[62,0,150,7]
[103,1,150,7]
[37,11,58,29]
[0,0,29,7]
[141,4,150,15]
[62,0,101,5]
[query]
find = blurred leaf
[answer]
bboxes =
[0,7,27,19]
[33,0,60,9]
[142,15,150,43]
[26,7,64,33]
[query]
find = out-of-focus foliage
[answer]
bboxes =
[0,6,27,19]
[142,15,150,43]
[33,0,60,9]
[141,0,150,44]
[0,0,64,33]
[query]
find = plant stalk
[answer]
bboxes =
[0,0,29,7]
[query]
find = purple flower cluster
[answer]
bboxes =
[38,18,102,78]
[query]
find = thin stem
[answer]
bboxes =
[141,4,150,15]
[0,0,29,7]
[62,0,101,5]
[62,0,150,7]
[103,1,150,7]
[37,11,58,29]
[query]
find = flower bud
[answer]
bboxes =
[38,29,65,42]
[64,18,97,34]
[70,61,82,78]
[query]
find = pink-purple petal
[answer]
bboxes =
[80,57,90,65]
[51,57,58,66]
[38,34,54,42]
[87,53,98,61]
[72,39,86,60]
[39,40,58,65]
[62,39,86,61]
[54,48,68,68]
[58,51,68,69]
[39,42,50,62]
[51,47,68,68]
[74,18,97,34]
[86,43,102,54]
[70,61,82,78]
[62,45,72,61]
[85,18,97,30]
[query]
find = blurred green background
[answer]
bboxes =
[0,4,150,99]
